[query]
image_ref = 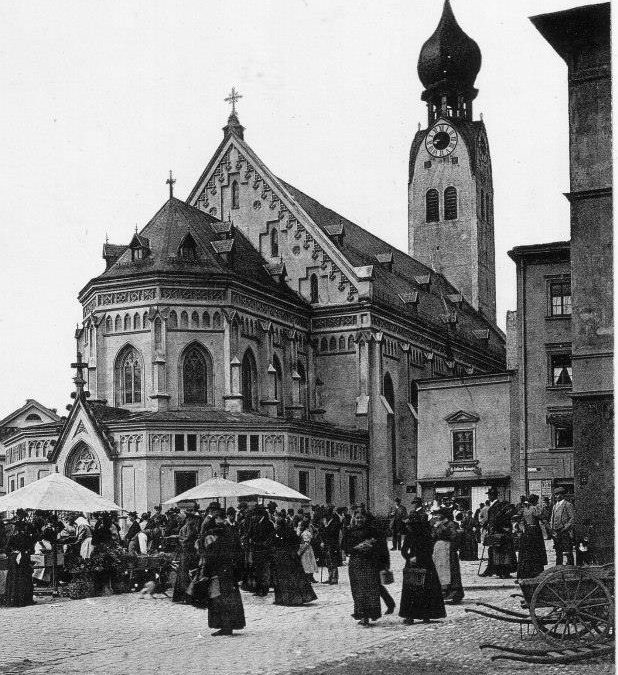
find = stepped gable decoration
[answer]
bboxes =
[184,104,503,356]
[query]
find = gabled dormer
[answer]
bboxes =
[129,233,150,261]
[177,231,199,261]
[102,242,126,269]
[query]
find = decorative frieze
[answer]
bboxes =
[96,288,157,308]
[312,315,357,329]
[161,288,225,302]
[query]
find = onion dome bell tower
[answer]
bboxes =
[408,0,496,323]
[418,0,482,124]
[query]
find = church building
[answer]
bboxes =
[3,1,506,515]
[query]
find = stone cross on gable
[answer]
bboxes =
[166,170,176,199]
[71,351,87,393]
[224,87,243,115]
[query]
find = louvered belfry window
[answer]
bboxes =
[426,189,439,222]
[444,187,457,220]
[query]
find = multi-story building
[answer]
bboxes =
[508,241,573,500]
[531,2,613,562]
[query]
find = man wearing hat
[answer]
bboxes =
[550,487,574,565]
[124,511,140,547]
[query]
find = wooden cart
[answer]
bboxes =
[466,564,614,664]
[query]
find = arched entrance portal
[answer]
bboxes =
[66,443,101,494]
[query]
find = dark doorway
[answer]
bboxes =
[73,475,100,494]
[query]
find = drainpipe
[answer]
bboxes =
[521,259,529,494]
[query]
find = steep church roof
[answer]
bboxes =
[88,197,303,305]
[279,180,502,341]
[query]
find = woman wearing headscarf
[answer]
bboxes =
[432,509,464,604]
[517,494,547,579]
[344,510,390,626]
[200,525,246,636]
[399,498,446,625]
[270,516,317,606]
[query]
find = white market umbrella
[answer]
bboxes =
[163,476,263,504]
[0,472,123,513]
[239,477,311,503]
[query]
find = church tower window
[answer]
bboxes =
[181,344,213,405]
[444,187,458,220]
[426,189,439,222]
[241,350,258,411]
[270,228,279,258]
[116,346,142,405]
[273,355,284,416]
[231,180,240,209]
[310,274,319,303]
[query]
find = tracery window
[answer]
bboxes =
[181,344,212,405]
[310,274,319,303]
[117,347,142,404]
[241,350,258,411]
[271,228,279,257]
[231,180,240,209]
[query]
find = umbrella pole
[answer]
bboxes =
[51,510,58,596]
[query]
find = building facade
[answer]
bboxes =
[508,242,573,500]
[532,2,613,562]
[416,372,513,509]
[3,1,506,515]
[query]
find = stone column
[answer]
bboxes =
[224,356,243,412]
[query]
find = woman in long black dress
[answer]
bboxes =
[271,517,317,606]
[458,510,479,561]
[3,520,34,607]
[399,500,446,625]
[200,526,246,637]
[344,510,389,627]
[172,511,200,603]
[517,495,547,579]
[432,509,464,604]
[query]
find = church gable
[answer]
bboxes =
[187,136,369,307]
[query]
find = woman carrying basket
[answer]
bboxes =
[399,498,446,625]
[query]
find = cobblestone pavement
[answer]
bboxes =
[1,548,613,675]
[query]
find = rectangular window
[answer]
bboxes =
[549,280,572,316]
[452,430,474,461]
[174,471,197,496]
[249,435,260,452]
[348,475,357,505]
[19,476,24,488]
[0,466,3,487]
[174,434,185,452]
[298,471,309,496]
[550,353,573,387]
[325,473,334,505]
[554,423,573,449]
[238,435,247,452]
[10,479,15,492]
[187,434,197,452]
[237,470,260,483]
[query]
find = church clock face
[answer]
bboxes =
[426,123,458,157]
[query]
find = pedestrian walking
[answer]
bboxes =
[432,509,464,604]
[388,498,408,551]
[399,498,446,625]
[485,488,517,579]
[344,510,390,627]
[297,517,318,583]
[271,517,317,606]
[516,494,547,579]
[320,507,342,585]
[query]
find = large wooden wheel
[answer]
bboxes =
[530,566,614,646]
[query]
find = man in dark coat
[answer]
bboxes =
[485,488,517,579]
[248,506,275,596]
[388,498,408,551]
[550,487,575,565]
[320,507,342,584]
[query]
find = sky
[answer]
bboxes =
[0,0,579,417]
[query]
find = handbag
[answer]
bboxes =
[403,565,426,587]
[380,569,394,585]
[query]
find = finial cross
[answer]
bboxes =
[71,350,87,392]
[224,87,243,115]
[166,170,176,198]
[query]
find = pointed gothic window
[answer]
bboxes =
[154,317,162,349]
[241,350,258,411]
[231,180,240,210]
[310,274,319,303]
[191,311,199,328]
[106,316,113,333]
[444,187,457,220]
[168,311,178,328]
[117,346,142,405]
[180,311,189,328]
[426,189,439,222]
[133,313,141,330]
[182,344,212,405]
[270,228,279,258]
[202,311,210,328]
[297,360,307,412]
[338,336,345,351]
[114,315,121,332]
[123,314,130,331]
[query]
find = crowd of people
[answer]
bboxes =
[0,486,580,636]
